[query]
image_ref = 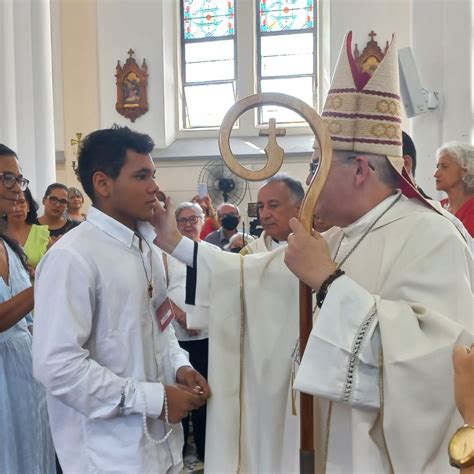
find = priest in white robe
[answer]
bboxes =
[153,31,473,473]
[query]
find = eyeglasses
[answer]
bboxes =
[0,172,29,191]
[46,195,68,206]
[309,160,319,176]
[309,156,375,176]
[219,212,238,219]
[177,215,200,226]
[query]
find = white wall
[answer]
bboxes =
[411,0,473,198]
[50,0,473,213]
[96,0,177,148]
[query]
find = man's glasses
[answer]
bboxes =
[309,160,318,176]
[309,156,375,176]
[177,215,200,226]
[0,172,29,191]
[46,195,68,206]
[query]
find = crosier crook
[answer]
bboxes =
[218,92,333,474]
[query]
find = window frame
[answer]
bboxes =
[179,0,238,130]
[177,0,319,134]
[255,1,317,125]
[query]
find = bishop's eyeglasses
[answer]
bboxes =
[0,172,30,191]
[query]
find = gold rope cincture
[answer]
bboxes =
[379,346,395,474]
[323,401,333,473]
[236,254,246,474]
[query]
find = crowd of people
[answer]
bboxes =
[0,31,473,474]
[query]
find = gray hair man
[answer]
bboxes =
[244,173,304,254]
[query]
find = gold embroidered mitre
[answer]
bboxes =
[322,31,403,170]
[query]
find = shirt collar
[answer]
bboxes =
[341,191,401,238]
[219,227,229,242]
[87,207,157,248]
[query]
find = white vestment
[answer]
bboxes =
[243,230,286,254]
[173,194,473,473]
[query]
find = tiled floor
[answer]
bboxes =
[183,423,204,473]
[183,452,204,473]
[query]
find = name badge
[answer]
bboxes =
[156,298,174,332]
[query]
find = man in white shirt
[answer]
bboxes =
[33,126,210,473]
[243,173,304,254]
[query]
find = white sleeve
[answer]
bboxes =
[32,248,165,419]
[171,236,194,267]
[293,275,381,410]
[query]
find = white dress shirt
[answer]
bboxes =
[33,207,190,474]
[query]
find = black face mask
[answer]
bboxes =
[230,247,243,253]
[221,215,239,231]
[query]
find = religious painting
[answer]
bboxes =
[353,31,389,76]
[115,49,148,122]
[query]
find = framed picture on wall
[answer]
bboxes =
[115,49,149,122]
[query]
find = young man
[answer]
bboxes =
[33,126,210,473]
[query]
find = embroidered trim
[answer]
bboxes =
[342,304,377,403]
[330,136,402,146]
[327,88,401,100]
[322,111,402,123]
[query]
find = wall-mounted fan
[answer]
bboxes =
[198,160,248,206]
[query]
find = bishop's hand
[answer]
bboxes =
[284,217,336,291]
[151,196,182,254]
[453,345,474,426]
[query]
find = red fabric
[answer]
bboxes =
[346,31,372,91]
[398,167,439,213]
[454,197,474,237]
[200,217,215,240]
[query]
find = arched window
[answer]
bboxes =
[179,0,316,130]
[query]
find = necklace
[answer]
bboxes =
[136,232,153,298]
[333,193,402,268]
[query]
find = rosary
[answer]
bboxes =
[136,232,153,298]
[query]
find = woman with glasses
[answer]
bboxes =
[38,183,79,239]
[0,145,55,473]
[66,187,87,222]
[5,188,50,269]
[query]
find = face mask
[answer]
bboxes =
[221,215,239,231]
[230,246,242,253]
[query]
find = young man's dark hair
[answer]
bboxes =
[77,125,155,201]
[402,131,417,175]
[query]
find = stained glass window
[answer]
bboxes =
[256,0,316,124]
[181,0,237,128]
[183,0,235,39]
[259,0,313,33]
[179,0,318,129]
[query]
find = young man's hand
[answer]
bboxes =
[176,366,211,400]
[162,383,207,423]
